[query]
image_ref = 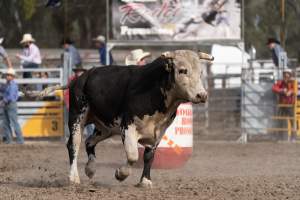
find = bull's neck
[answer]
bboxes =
[164,87,184,115]
[140,57,169,83]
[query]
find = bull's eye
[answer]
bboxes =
[178,69,188,74]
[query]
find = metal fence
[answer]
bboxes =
[0,67,64,138]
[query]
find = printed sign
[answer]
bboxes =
[159,103,193,150]
[112,0,242,41]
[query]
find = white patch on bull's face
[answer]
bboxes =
[172,50,207,103]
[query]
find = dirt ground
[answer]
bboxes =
[0,138,300,200]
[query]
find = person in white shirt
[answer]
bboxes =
[16,33,42,78]
[0,38,13,69]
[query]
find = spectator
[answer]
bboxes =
[125,49,151,66]
[16,33,42,78]
[0,68,24,144]
[267,38,285,67]
[93,35,113,65]
[61,38,82,68]
[272,68,296,142]
[36,72,49,91]
[0,37,13,69]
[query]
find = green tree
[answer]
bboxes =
[245,0,300,61]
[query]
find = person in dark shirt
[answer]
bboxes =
[93,35,113,65]
[61,38,82,68]
[267,38,285,67]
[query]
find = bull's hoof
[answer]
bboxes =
[69,175,80,184]
[115,167,130,182]
[85,159,96,179]
[136,177,153,188]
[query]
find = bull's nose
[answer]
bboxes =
[196,92,207,103]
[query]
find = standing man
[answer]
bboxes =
[16,33,42,78]
[0,37,13,69]
[61,38,82,68]
[93,35,113,65]
[272,68,296,142]
[0,68,24,144]
[267,38,285,67]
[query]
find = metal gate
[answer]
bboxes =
[0,68,64,138]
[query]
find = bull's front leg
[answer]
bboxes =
[137,146,156,188]
[115,125,139,181]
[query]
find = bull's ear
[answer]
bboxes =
[161,51,175,72]
[164,59,173,72]
[161,51,175,59]
[198,52,214,61]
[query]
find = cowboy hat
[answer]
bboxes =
[283,68,292,74]
[266,38,280,45]
[72,66,87,72]
[125,49,151,65]
[0,38,3,45]
[60,37,74,45]
[5,68,16,76]
[20,33,35,44]
[93,35,105,43]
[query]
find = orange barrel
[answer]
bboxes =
[138,103,193,169]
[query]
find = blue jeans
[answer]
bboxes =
[85,124,95,138]
[23,62,39,78]
[2,102,24,144]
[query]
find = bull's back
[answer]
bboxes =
[84,66,132,126]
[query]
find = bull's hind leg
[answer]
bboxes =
[115,125,139,182]
[137,146,156,188]
[67,112,85,184]
[85,128,112,179]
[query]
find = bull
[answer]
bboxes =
[41,50,213,187]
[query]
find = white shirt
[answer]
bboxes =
[19,43,42,64]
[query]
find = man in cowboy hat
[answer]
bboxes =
[61,38,82,68]
[267,38,285,67]
[93,35,113,65]
[0,68,24,144]
[272,68,297,142]
[125,49,151,66]
[0,37,13,69]
[16,33,42,78]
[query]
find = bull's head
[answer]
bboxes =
[162,50,214,104]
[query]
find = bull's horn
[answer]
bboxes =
[198,52,214,61]
[161,51,175,59]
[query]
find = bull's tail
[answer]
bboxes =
[38,85,68,98]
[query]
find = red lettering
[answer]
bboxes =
[175,127,193,135]
[181,117,193,125]
[176,109,193,116]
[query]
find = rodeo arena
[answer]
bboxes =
[0,0,300,199]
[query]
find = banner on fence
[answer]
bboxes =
[111,0,241,41]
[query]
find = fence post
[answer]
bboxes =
[63,52,72,140]
[293,79,297,140]
[239,69,247,143]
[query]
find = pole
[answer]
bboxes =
[280,0,286,49]
[106,0,110,65]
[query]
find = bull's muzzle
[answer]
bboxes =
[196,91,208,103]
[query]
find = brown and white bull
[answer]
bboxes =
[41,50,213,187]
